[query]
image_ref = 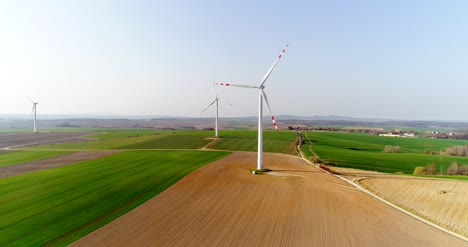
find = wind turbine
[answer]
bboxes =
[202,86,231,138]
[214,45,288,171]
[28,96,39,133]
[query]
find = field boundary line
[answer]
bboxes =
[298,149,468,242]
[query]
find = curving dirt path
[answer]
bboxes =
[73,152,467,246]
[0,151,120,179]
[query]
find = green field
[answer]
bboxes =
[28,131,215,150]
[210,130,297,155]
[303,131,468,174]
[119,131,213,149]
[0,150,70,168]
[86,129,169,139]
[0,150,230,246]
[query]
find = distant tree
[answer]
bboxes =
[443,145,468,157]
[413,166,427,175]
[458,165,468,175]
[448,161,459,175]
[426,162,436,175]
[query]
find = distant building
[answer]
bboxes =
[378,131,416,138]
[378,133,401,137]
[402,133,415,138]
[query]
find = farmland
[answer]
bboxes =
[208,130,297,155]
[0,150,69,168]
[28,130,298,154]
[359,177,468,237]
[26,131,216,150]
[302,131,468,174]
[74,152,466,246]
[118,131,213,149]
[1,129,467,245]
[0,150,230,246]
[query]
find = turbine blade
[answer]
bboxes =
[259,44,288,88]
[202,99,217,112]
[213,82,257,89]
[260,89,278,131]
[214,87,218,98]
[27,96,34,103]
[31,105,35,115]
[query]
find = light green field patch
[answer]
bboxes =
[0,150,70,168]
[0,150,231,246]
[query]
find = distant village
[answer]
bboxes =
[287,126,468,140]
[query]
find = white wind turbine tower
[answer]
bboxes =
[202,86,231,138]
[215,45,288,171]
[28,96,39,133]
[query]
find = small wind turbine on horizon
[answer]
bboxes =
[27,96,39,133]
[202,85,231,138]
[214,45,288,171]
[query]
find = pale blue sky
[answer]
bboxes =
[1,1,467,120]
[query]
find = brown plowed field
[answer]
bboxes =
[0,151,119,178]
[74,153,466,246]
[359,177,468,238]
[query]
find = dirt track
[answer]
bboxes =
[0,151,119,179]
[74,152,467,246]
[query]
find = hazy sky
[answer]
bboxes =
[1,1,468,120]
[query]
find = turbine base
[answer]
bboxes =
[250,168,272,175]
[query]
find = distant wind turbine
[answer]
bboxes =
[202,86,231,137]
[215,45,288,171]
[27,96,39,133]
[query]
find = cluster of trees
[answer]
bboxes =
[443,145,468,156]
[413,161,468,176]
[382,145,401,153]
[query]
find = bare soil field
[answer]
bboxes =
[73,152,466,246]
[359,177,468,238]
[0,151,119,179]
[0,132,89,149]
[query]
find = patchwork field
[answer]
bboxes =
[26,131,215,150]
[0,150,230,246]
[28,130,298,155]
[2,129,467,245]
[208,130,297,155]
[73,153,466,246]
[0,150,70,168]
[0,151,118,178]
[0,132,88,149]
[303,131,468,174]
